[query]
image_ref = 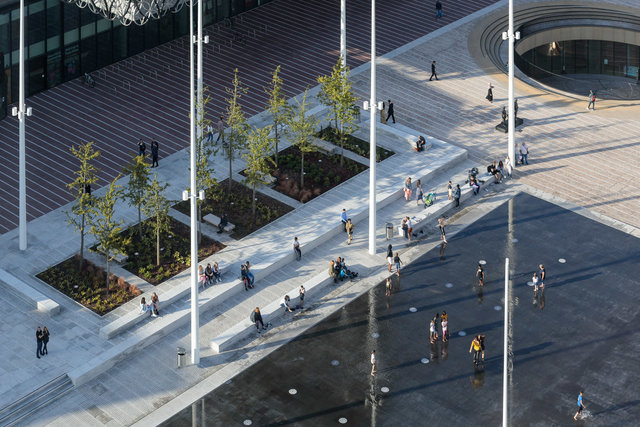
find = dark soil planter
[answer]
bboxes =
[121,216,225,285]
[269,146,367,203]
[174,179,293,239]
[37,255,141,316]
[316,127,394,161]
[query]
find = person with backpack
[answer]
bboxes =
[587,90,596,110]
[250,307,267,332]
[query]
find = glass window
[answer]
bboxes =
[47,49,62,88]
[28,1,46,46]
[46,0,61,53]
[113,21,127,61]
[145,19,158,50]
[96,19,112,69]
[158,13,174,44]
[128,24,144,56]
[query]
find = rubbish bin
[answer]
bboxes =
[385,223,394,240]
[177,347,186,368]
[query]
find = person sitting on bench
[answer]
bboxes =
[415,135,426,152]
[217,213,229,233]
[470,176,480,195]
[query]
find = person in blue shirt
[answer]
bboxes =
[340,209,348,232]
[574,391,586,420]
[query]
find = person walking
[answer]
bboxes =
[429,319,436,343]
[299,285,306,308]
[36,327,43,359]
[245,261,255,286]
[138,138,146,157]
[293,236,302,261]
[42,326,50,355]
[251,307,267,332]
[415,179,424,206]
[404,177,413,201]
[406,217,413,241]
[469,335,482,365]
[216,116,225,142]
[386,244,394,272]
[346,218,354,245]
[504,156,513,178]
[587,90,596,110]
[435,0,443,20]
[429,61,439,81]
[386,99,395,123]
[538,264,546,290]
[205,124,214,143]
[438,216,448,244]
[532,272,540,293]
[521,142,529,165]
[574,391,587,420]
[393,252,402,276]
[479,334,486,361]
[486,83,494,102]
[371,350,376,375]
[151,140,159,167]
[476,264,485,286]
[453,184,461,207]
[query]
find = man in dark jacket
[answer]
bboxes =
[430,61,439,81]
[36,327,43,359]
[386,99,395,123]
[251,307,267,332]
[453,184,461,207]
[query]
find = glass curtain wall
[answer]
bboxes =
[0,0,274,118]
[522,40,640,79]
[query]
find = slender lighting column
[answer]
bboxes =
[368,0,378,256]
[340,0,346,67]
[503,257,510,426]
[504,0,520,164]
[17,0,28,250]
[188,0,200,365]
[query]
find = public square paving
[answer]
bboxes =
[162,193,640,426]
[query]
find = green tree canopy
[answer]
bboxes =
[284,89,319,189]
[242,125,275,220]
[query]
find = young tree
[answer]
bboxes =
[242,125,275,221]
[317,56,359,165]
[284,89,319,189]
[265,65,288,165]
[142,174,171,266]
[66,141,100,265]
[224,68,249,193]
[88,176,126,292]
[122,154,151,239]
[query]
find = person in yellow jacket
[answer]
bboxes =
[469,335,482,365]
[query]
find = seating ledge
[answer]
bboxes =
[0,269,60,315]
[210,270,332,354]
[203,213,235,232]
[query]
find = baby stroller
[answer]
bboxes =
[421,190,436,208]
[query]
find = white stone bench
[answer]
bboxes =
[99,281,188,339]
[203,213,235,233]
[209,270,332,354]
[0,269,60,314]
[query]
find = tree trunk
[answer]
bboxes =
[105,253,110,293]
[252,184,256,222]
[228,139,233,193]
[300,150,305,189]
[339,121,345,166]
[156,220,161,266]
[138,204,143,239]
[274,120,279,165]
[334,108,338,131]
[79,214,85,268]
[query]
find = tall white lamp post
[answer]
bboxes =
[362,0,381,256]
[502,0,520,164]
[12,0,32,251]
[340,0,346,67]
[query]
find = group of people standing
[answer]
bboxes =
[429,311,449,344]
[36,326,50,358]
[137,138,160,167]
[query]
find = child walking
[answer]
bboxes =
[393,252,403,276]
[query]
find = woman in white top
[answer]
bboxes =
[139,297,149,315]
[504,156,513,178]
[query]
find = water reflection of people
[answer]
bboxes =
[471,365,485,390]
[533,289,546,311]
[476,285,484,304]
[439,242,447,260]
[441,340,448,361]
[430,341,439,364]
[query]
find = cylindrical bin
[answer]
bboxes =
[177,347,186,368]
[385,223,394,240]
